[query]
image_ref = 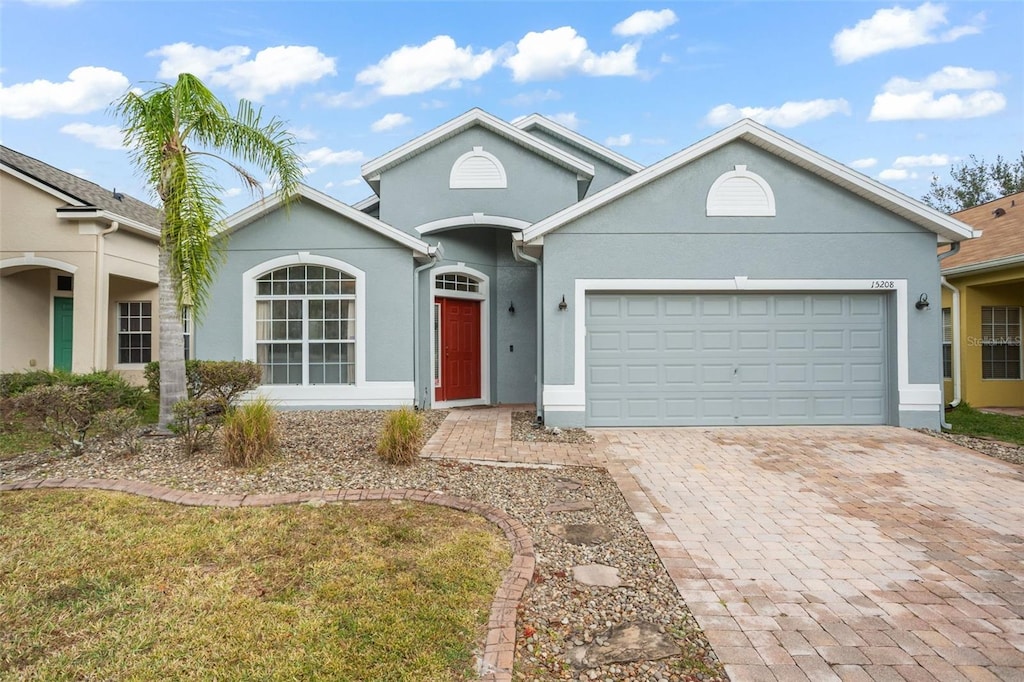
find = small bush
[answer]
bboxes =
[222,397,278,467]
[0,370,145,409]
[170,398,222,456]
[376,407,423,466]
[12,383,122,456]
[95,408,143,456]
[145,360,261,408]
[0,370,58,398]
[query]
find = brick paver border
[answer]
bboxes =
[0,478,534,682]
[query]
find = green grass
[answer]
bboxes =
[1,490,510,681]
[945,403,1024,446]
[0,428,51,461]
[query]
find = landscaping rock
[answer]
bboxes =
[564,622,679,668]
[573,564,621,588]
[547,523,614,545]
[545,500,595,513]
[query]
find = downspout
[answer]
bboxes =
[938,242,961,428]
[94,221,119,370]
[512,235,543,422]
[413,243,442,409]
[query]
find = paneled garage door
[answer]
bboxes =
[585,293,888,426]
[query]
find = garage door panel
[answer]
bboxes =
[585,293,888,426]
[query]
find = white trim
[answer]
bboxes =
[360,108,595,188]
[430,264,490,408]
[522,118,979,244]
[550,277,939,422]
[0,255,78,274]
[513,114,644,174]
[449,146,508,189]
[706,164,776,216]
[415,213,532,235]
[0,164,89,206]
[247,381,414,408]
[55,207,160,239]
[222,184,430,257]
[942,253,1024,276]
[242,253,367,387]
[352,195,379,211]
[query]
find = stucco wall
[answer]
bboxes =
[0,268,50,372]
[524,128,633,195]
[539,140,944,429]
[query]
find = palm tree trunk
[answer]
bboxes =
[158,244,187,430]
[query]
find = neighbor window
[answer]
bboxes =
[255,265,355,385]
[941,307,952,379]
[981,306,1022,380]
[118,301,152,364]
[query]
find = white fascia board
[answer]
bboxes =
[55,207,161,239]
[221,184,431,256]
[942,253,1024,277]
[2,164,89,206]
[359,108,595,182]
[352,195,379,211]
[522,118,979,244]
[514,114,644,174]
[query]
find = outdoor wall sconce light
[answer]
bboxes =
[508,301,515,314]
[915,293,930,310]
[558,295,568,311]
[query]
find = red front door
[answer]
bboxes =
[435,297,481,402]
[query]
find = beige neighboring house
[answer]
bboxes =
[1,146,162,383]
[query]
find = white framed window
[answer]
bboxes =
[435,272,481,293]
[941,307,952,379]
[182,306,192,361]
[254,265,356,385]
[981,306,1022,380]
[118,301,152,364]
[433,302,442,388]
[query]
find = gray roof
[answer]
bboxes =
[0,145,162,227]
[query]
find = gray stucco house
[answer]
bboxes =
[198,109,978,430]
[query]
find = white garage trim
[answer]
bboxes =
[541,277,940,419]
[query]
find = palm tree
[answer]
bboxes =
[116,73,304,430]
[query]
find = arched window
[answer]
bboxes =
[255,264,356,385]
[449,146,507,189]
[706,165,776,217]
[435,272,481,293]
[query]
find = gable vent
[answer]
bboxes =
[706,165,776,217]
[450,146,507,189]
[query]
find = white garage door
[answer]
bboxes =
[585,293,889,426]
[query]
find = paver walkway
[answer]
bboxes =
[425,407,1024,682]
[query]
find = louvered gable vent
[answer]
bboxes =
[450,146,507,189]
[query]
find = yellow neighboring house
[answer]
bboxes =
[1,146,163,384]
[940,191,1024,408]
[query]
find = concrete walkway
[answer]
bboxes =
[424,407,1024,682]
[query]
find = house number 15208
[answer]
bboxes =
[870,280,895,288]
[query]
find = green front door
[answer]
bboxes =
[53,297,73,372]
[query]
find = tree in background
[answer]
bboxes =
[923,152,1024,213]
[116,73,303,430]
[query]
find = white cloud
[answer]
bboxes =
[148,43,336,101]
[869,66,1005,121]
[605,133,632,147]
[341,177,363,187]
[59,122,123,149]
[546,112,581,130]
[224,187,243,198]
[705,98,851,128]
[288,125,318,141]
[356,36,495,96]
[831,2,982,64]
[302,146,366,172]
[504,89,561,106]
[878,168,918,180]
[850,157,878,169]
[613,9,678,36]
[504,27,639,82]
[371,112,412,132]
[893,154,950,168]
[0,66,129,119]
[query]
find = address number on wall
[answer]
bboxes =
[870,280,896,289]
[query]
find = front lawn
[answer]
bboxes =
[1,490,509,681]
[945,403,1024,446]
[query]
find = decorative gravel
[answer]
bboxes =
[1,410,723,682]
[512,410,595,445]
[931,431,1024,467]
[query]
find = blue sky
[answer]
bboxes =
[1,0,1021,213]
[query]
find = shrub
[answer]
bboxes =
[170,398,222,456]
[222,397,278,467]
[95,407,143,456]
[0,370,145,409]
[12,383,122,455]
[0,370,58,398]
[145,360,261,409]
[376,407,423,466]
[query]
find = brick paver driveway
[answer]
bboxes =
[423,410,1024,681]
[610,426,1024,682]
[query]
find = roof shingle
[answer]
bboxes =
[941,191,1024,270]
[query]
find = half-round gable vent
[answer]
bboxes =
[449,146,508,189]
[706,165,776,217]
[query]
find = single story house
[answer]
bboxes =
[1,146,163,383]
[940,192,1023,408]
[197,109,979,429]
